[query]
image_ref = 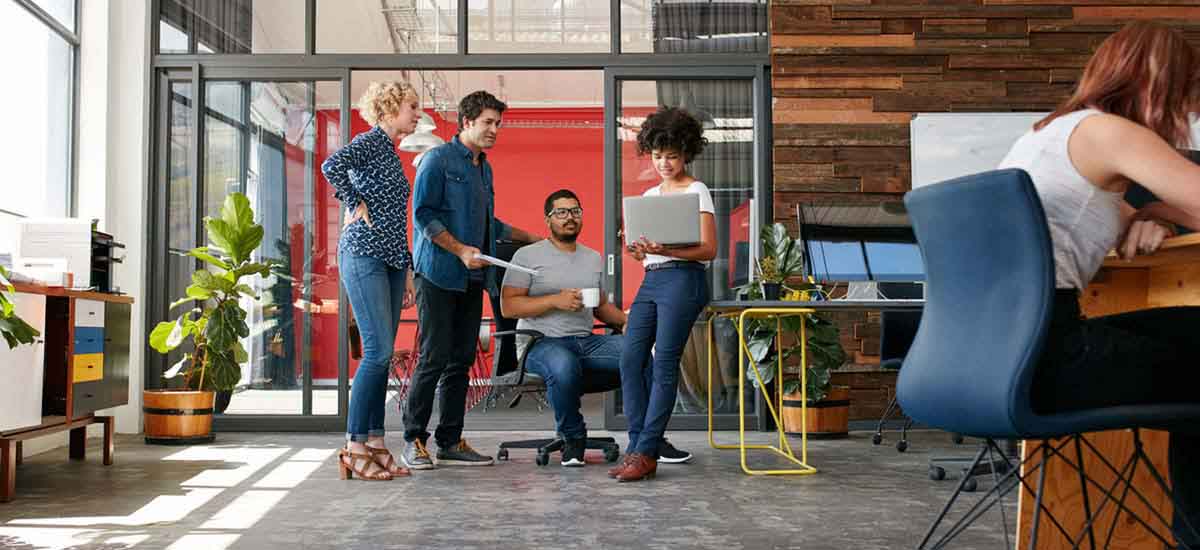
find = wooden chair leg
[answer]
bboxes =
[1,440,14,503]
[101,417,114,466]
[14,441,21,467]
[69,426,86,460]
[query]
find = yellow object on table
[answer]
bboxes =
[706,304,818,476]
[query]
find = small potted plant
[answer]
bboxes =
[737,223,850,437]
[0,266,40,349]
[146,193,268,443]
[758,256,783,300]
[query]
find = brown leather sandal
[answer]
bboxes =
[367,447,411,477]
[338,448,393,481]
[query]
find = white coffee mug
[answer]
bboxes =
[581,287,600,308]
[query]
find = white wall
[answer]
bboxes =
[24,0,149,458]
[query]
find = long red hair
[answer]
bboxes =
[1035,21,1199,148]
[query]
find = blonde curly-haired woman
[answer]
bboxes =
[321,80,421,481]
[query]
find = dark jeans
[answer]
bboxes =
[620,264,709,457]
[1034,290,1200,544]
[339,252,406,443]
[403,275,484,447]
[524,334,622,440]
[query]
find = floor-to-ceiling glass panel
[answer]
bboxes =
[615,78,756,419]
[620,0,767,54]
[317,0,457,54]
[200,80,342,416]
[164,80,195,378]
[468,0,610,53]
[158,0,304,54]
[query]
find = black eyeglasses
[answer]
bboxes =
[548,207,584,220]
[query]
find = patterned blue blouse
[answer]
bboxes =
[321,126,413,270]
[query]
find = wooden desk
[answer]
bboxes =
[1016,233,1200,549]
[0,283,133,502]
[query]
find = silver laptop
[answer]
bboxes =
[622,193,701,248]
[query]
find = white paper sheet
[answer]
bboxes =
[474,253,539,276]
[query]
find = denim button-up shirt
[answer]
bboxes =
[412,135,512,294]
[321,125,413,270]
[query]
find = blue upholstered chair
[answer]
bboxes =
[899,168,1200,549]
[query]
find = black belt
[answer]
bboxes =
[644,260,704,272]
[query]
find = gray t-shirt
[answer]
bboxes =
[501,240,605,356]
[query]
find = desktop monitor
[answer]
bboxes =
[796,200,925,298]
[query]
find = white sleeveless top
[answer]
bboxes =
[997,109,1123,290]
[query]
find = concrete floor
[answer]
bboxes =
[0,430,1017,550]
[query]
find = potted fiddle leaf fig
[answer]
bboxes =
[0,265,40,349]
[145,193,268,444]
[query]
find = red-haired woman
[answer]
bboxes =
[997,21,1200,545]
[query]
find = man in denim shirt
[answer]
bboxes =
[403,90,540,469]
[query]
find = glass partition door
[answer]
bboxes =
[603,67,768,431]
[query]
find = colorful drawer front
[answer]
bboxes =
[75,299,105,328]
[74,326,105,355]
[73,353,104,383]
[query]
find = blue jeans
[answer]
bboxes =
[620,265,709,457]
[524,334,622,440]
[340,251,407,442]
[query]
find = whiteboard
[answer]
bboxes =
[910,112,1046,188]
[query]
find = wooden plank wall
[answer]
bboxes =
[770,2,1199,419]
[771,0,1200,220]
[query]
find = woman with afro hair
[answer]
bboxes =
[610,107,717,482]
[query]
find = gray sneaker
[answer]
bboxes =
[401,440,436,470]
[436,439,494,466]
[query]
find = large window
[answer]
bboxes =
[0,0,77,218]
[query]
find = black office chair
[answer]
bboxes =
[871,308,923,451]
[486,326,622,466]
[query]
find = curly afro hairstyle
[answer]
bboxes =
[635,107,708,162]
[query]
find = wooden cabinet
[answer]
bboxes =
[1,284,133,502]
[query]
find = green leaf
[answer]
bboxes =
[221,192,254,233]
[233,340,249,363]
[149,320,181,353]
[206,218,240,263]
[0,316,39,349]
[233,225,264,265]
[169,297,195,310]
[191,270,219,291]
[201,348,242,391]
[231,262,271,282]
[205,301,246,352]
[234,284,256,299]
[185,284,213,302]
[164,353,191,378]
[186,247,230,270]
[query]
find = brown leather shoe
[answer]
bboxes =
[607,454,634,478]
[615,453,656,482]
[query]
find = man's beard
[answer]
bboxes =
[552,226,579,243]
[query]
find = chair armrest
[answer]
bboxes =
[492,329,545,338]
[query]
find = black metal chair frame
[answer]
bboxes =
[919,431,1200,550]
[485,327,621,466]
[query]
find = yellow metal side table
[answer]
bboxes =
[706,304,817,476]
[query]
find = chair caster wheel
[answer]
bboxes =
[604,448,619,463]
[896,440,908,453]
[872,433,883,445]
[952,433,965,445]
[497,449,509,461]
[962,478,978,492]
[930,466,946,481]
[535,452,549,466]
